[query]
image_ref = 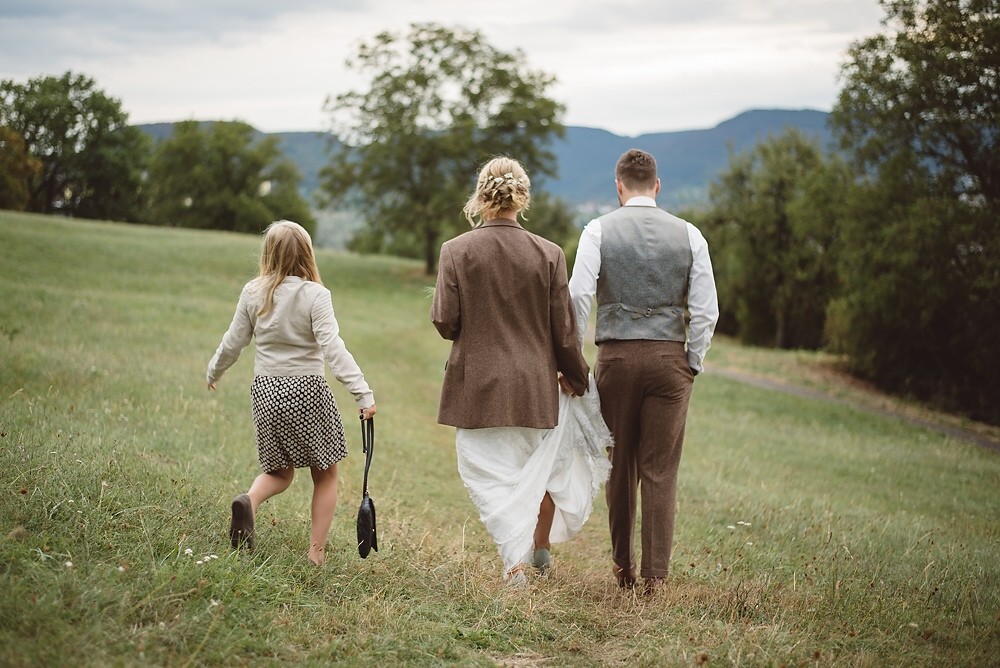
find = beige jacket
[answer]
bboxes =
[207,276,374,408]
[431,219,589,429]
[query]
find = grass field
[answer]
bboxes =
[1,211,998,667]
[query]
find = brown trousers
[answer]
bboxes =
[596,340,694,579]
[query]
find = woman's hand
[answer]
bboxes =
[360,404,377,420]
[557,373,580,397]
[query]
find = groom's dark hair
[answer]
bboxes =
[615,149,658,191]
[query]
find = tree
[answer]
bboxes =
[0,71,150,221]
[701,129,844,349]
[523,191,577,255]
[0,127,40,210]
[322,23,565,274]
[830,0,1000,423]
[146,121,315,234]
[833,0,999,204]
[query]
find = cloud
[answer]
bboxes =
[0,0,886,135]
[0,1,363,65]
[541,0,883,35]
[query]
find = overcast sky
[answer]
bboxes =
[0,0,886,136]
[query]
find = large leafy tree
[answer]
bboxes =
[146,121,315,234]
[830,0,1000,422]
[0,71,149,221]
[834,0,999,203]
[0,127,40,210]
[321,23,565,274]
[701,129,845,349]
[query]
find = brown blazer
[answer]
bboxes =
[431,219,589,429]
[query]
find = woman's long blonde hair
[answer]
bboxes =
[256,220,322,316]
[462,156,531,226]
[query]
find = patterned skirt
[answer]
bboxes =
[250,375,347,472]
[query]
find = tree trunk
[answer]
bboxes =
[775,308,787,349]
[424,230,440,275]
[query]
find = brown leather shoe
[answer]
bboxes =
[643,577,665,596]
[230,493,254,550]
[614,564,636,589]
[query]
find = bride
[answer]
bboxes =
[431,155,611,584]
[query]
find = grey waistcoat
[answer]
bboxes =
[596,206,693,343]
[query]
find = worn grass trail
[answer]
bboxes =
[1,212,998,667]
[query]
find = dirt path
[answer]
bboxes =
[712,367,1000,453]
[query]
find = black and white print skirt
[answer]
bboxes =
[250,375,347,472]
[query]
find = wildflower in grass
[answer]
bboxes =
[64,561,73,568]
[184,548,193,556]
[196,560,203,565]
[727,525,736,530]
[210,599,220,607]
[118,566,126,573]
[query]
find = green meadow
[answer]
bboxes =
[1,211,998,667]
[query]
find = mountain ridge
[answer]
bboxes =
[135,108,832,211]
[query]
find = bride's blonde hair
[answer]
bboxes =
[256,220,322,316]
[462,156,531,226]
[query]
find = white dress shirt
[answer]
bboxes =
[207,276,374,407]
[568,196,720,373]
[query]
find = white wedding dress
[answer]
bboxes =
[455,376,613,572]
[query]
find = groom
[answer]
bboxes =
[568,149,719,592]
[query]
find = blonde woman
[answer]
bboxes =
[207,220,376,566]
[432,157,610,584]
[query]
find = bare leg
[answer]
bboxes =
[308,464,339,566]
[533,492,555,550]
[246,467,295,514]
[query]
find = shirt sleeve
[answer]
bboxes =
[430,242,461,340]
[568,219,602,349]
[311,289,375,408]
[685,223,720,373]
[206,287,255,385]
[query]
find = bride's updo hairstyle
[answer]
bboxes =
[462,156,531,227]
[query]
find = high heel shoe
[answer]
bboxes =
[505,564,528,586]
[532,548,552,575]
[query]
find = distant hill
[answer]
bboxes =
[136,108,832,213]
[546,109,833,210]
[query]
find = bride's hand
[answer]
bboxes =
[558,373,579,397]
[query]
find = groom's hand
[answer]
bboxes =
[558,373,580,397]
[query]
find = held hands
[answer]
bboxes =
[558,373,580,397]
[359,404,377,421]
[207,382,217,391]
